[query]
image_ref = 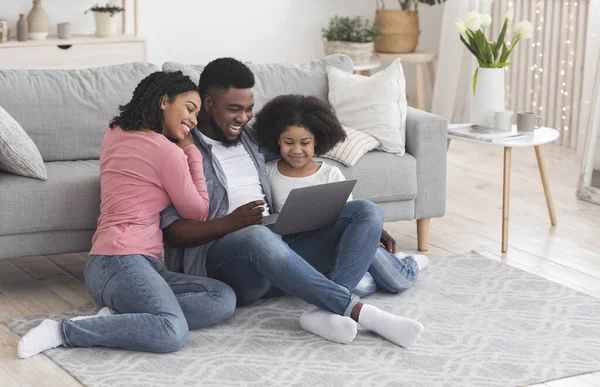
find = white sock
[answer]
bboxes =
[17,319,65,359]
[357,304,424,348]
[97,306,116,316]
[70,306,116,321]
[396,252,430,271]
[299,308,357,344]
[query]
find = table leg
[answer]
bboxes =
[502,147,512,253]
[416,63,425,110]
[534,145,557,225]
[447,138,451,151]
[427,62,436,92]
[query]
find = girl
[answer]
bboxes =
[18,71,236,358]
[253,94,429,300]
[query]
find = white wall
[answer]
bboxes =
[2,0,444,106]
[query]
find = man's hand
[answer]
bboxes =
[177,134,195,149]
[380,229,396,253]
[224,200,265,232]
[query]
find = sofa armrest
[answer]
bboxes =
[405,107,447,219]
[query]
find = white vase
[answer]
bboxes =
[94,12,119,37]
[471,68,506,127]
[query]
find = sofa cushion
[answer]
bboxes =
[0,105,47,180]
[162,54,353,112]
[317,150,417,203]
[0,62,159,162]
[0,160,100,236]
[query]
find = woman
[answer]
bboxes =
[18,71,236,358]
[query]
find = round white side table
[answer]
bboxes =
[447,124,560,253]
[352,60,381,75]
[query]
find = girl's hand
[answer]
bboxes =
[178,134,195,149]
[380,229,396,253]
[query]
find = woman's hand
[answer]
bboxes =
[380,229,396,253]
[177,134,195,149]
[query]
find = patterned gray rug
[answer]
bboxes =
[6,251,600,387]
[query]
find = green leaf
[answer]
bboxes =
[472,67,479,94]
[493,19,508,61]
[460,35,479,58]
[474,33,491,66]
[485,62,509,68]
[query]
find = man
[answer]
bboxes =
[160,58,423,347]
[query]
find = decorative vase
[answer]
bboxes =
[27,0,50,40]
[471,68,506,127]
[324,41,374,65]
[17,14,29,41]
[374,9,420,53]
[94,11,119,37]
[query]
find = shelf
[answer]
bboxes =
[0,34,143,49]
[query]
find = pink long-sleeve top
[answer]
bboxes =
[90,126,209,260]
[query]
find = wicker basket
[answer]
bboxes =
[324,41,374,65]
[374,9,420,53]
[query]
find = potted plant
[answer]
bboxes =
[85,3,123,37]
[375,0,446,53]
[322,16,380,65]
[456,9,532,126]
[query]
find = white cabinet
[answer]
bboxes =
[0,35,146,70]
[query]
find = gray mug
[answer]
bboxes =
[517,112,543,132]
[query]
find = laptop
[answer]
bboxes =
[261,179,357,235]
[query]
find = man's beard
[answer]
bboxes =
[210,116,242,148]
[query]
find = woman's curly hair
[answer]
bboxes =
[253,95,346,156]
[110,71,198,133]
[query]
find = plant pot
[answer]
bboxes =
[471,68,506,127]
[324,41,374,65]
[94,11,119,37]
[375,10,420,53]
[27,0,50,40]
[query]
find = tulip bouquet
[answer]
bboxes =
[456,9,533,92]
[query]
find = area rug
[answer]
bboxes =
[6,251,600,387]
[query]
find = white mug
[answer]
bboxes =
[486,110,514,131]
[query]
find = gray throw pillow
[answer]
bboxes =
[0,105,47,180]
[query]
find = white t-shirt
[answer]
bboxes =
[266,159,353,213]
[202,134,270,216]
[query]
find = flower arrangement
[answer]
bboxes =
[456,9,533,92]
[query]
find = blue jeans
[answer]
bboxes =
[353,246,419,298]
[61,254,236,353]
[205,199,383,316]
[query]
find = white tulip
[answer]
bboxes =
[514,20,533,39]
[467,17,482,31]
[455,20,468,40]
[481,14,492,28]
[467,10,480,21]
[466,10,482,31]
[505,8,515,21]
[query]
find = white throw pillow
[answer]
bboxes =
[321,126,380,166]
[0,105,47,180]
[327,59,407,155]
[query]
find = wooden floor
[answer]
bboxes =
[1,140,599,386]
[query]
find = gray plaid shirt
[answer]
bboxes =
[160,127,274,276]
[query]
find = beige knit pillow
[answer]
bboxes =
[0,105,47,180]
[321,126,380,166]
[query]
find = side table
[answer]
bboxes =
[377,51,437,111]
[353,60,382,76]
[447,124,560,253]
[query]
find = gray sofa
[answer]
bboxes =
[0,55,446,260]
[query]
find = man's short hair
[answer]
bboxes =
[198,57,255,97]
